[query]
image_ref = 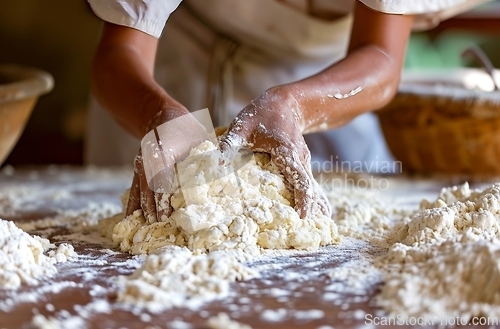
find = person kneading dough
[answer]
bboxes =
[86,0,491,221]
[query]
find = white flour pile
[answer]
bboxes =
[0,218,77,289]
[105,140,338,311]
[117,246,257,312]
[378,182,500,319]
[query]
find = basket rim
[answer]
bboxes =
[399,68,500,101]
[397,83,500,104]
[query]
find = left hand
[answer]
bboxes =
[126,108,209,222]
[219,87,331,219]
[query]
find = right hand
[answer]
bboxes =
[219,88,332,219]
[125,108,208,222]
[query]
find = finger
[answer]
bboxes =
[155,192,172,221]
[136,153,158,223]
[153,165,177,220]
[313,179,332,217]
[270,146,315,219]
[300,149,332,217]
[218,130,245,164]
[125,170,141,216]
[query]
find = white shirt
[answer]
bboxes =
[88,0,492,38]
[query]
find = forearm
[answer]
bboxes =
[276,2,413,134]
[90,24,187,139]
[283,44,400,134]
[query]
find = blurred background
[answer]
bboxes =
[0,0,101,166]
[0,0,499,167]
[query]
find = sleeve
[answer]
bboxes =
[359,0,494,30]
[88,0,183,38]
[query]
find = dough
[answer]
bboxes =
[109,140,338,256]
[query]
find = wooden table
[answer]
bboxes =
[0,167,462,329]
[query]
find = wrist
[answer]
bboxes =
[143,102,189,137]
[145,107,189,131]
[266,85,306,132]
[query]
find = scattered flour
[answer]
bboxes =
[0,218,77,289]
[0,281,84,312]
[0,185,69,218]
[330,189,396,246]
[0,166,128,230]
[5,155,500,327]
[28,299,113,329]
[260,308,288,322]
[206,312,252,329]
[116,246,257,312]
[29,313,86,329]
[16,202,123,231]
[325,257,383,295]
[167,319,193,329]
[292,309,324,320]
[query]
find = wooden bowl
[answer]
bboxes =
[0,65,53,166]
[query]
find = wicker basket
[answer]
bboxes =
[377,69,500,176]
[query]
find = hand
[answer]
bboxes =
[125,107,208,222]
[219,87,332,219]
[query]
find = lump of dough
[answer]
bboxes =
[110,141,338,255]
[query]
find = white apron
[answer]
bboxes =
[85,0,395,171]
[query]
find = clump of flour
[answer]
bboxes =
[109,141,338,256]
[116,246,257,312]
[378,182,500,319]
[0,218,77,289]
[206,312,252,329]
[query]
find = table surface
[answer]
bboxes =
[0,166,486,329]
